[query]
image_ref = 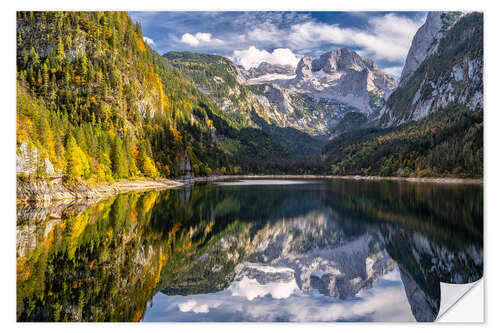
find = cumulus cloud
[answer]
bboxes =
[229,276,299,301]
[382,66,403,78]
[180,32,223,47]
[142,36,155,46]
[246,13,425,63]
[232,46,300,69]
[143,268,415,322]
[178,300,215,313]
[354,14,426,62]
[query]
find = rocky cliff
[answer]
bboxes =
[399,12,464,86]
[246,48,396,137]
[379,12,482,127]
[238,61,296,82]
[166,48,395,139]
[17,142,56,177]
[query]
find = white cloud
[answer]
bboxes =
[354,14,426,62]
[143,268,416,322]
[232,46,300,69]
[382,66,403,78]
[142,36,155,46]
[247,23,282,42]
[229,276,299,301]
[178,300,215,313]
[180,32,223,47]
[245,13,425,63]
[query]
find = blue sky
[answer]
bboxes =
[129,11,427,78]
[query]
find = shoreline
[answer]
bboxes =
[17,178,184,204]
[17,174,483,204]
[178,174,484,185]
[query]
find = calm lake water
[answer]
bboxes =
[16,178,483,322]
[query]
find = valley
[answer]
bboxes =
[16,11,483,201]
[15,10,485,323]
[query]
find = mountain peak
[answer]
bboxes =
[291,49,395,101]
[295,56,315,79]
[399,11,464,86]
[256,61,295,73]
[312,48,365,73]
[238,61,296,80]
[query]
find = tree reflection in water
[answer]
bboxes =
[16,179,483,322]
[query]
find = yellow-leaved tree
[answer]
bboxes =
[65,135,91,179]
[142,156,158,178]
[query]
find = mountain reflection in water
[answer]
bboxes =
[16,179,483,322]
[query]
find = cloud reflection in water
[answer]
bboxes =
[143,268,415,322]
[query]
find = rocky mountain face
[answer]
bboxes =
[238,62,296,82]
[242,48,396,137]
[17,142,56,177]
[235,212,396,299]
[399,12,464,86]
[167,49,395,142]
[292,49,395,101]
[164,51,325,156]
[379,12,482,127]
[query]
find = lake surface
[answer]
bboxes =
[16,178,483,322]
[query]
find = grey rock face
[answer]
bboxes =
[312,48,365,73]
[176,150,192,177]
[295,56,315,81]
[400,12,464,86]
[290,48,396,98]
[239,62,295,80]
[17,142,55,176]
[379,12,482,127]
[245,49,395,135]
[16,177,101,202]
[399,12,445,86]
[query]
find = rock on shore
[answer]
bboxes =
[17,177,184,203]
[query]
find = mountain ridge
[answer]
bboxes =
[379,12,482,127]
[15,11,483,185]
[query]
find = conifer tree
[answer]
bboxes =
[111,136,128,179]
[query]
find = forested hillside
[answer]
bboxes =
[16,11,291,183]
[16,11,483,184]
[323,12,483,179]
[379,12,483,126]
[323,103,482,178]
[164,51,269,128]
[164,51,324,156]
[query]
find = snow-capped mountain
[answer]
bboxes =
[241,48,396,136]
[291,49,395,103]
[238,62,296,84]
[236,224,396,299]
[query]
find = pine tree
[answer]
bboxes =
[56,36,65,64]
[111,136,128,179]
[42,62,49,95]
[31,47,39,68]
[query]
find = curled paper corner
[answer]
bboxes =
[436,278,484,322]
